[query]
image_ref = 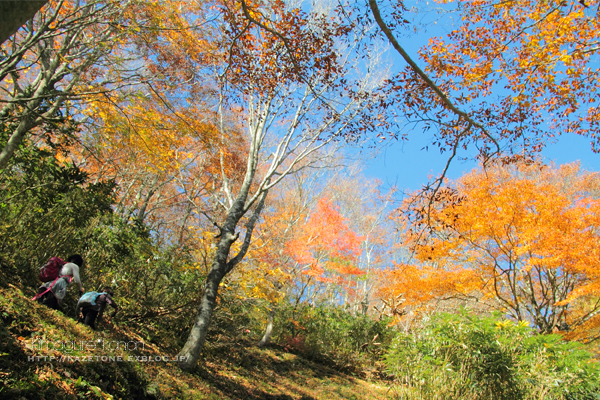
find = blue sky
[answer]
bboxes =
[363,132,600,193]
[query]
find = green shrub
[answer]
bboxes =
[0,122,203,351]
[0,121,117,289]
[273,303,395,375]
[384,310,600,400]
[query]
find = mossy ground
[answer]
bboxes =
[0,284,390,399]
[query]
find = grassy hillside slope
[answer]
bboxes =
[0,284,390,400]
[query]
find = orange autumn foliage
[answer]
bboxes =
[381,162,600,337]
[377,262,478,313]
[421,0,600,152]
[285,197,365,287]
[78,89,248,247]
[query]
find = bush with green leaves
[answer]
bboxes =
[273,303,395,375]
[385,310,600,400]
[80,215,208,349]
[0,121,204,350]
[0,120,116,288]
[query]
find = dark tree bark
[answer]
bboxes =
[0,1,47,44]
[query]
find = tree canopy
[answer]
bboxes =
[1,0,599,372]
[380,162,600,338]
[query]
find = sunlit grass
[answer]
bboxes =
[0,284,389,399]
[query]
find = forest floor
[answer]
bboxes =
[0,284,391,400]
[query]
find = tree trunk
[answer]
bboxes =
[258,306,276,347]
[177,230,237,370]
[0,114,40,171]
[176,253,230,369]
[177,191,265,370]
[0,1,47,45]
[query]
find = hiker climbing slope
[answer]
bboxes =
[76,287,118,330]
[34,254,85,311]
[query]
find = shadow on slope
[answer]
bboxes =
[0,284,388,399]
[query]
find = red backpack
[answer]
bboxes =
[38,257,65,282]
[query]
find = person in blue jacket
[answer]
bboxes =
[76,287,118,330]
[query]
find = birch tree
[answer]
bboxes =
[0,0,127,171]
[177,0,388,369]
